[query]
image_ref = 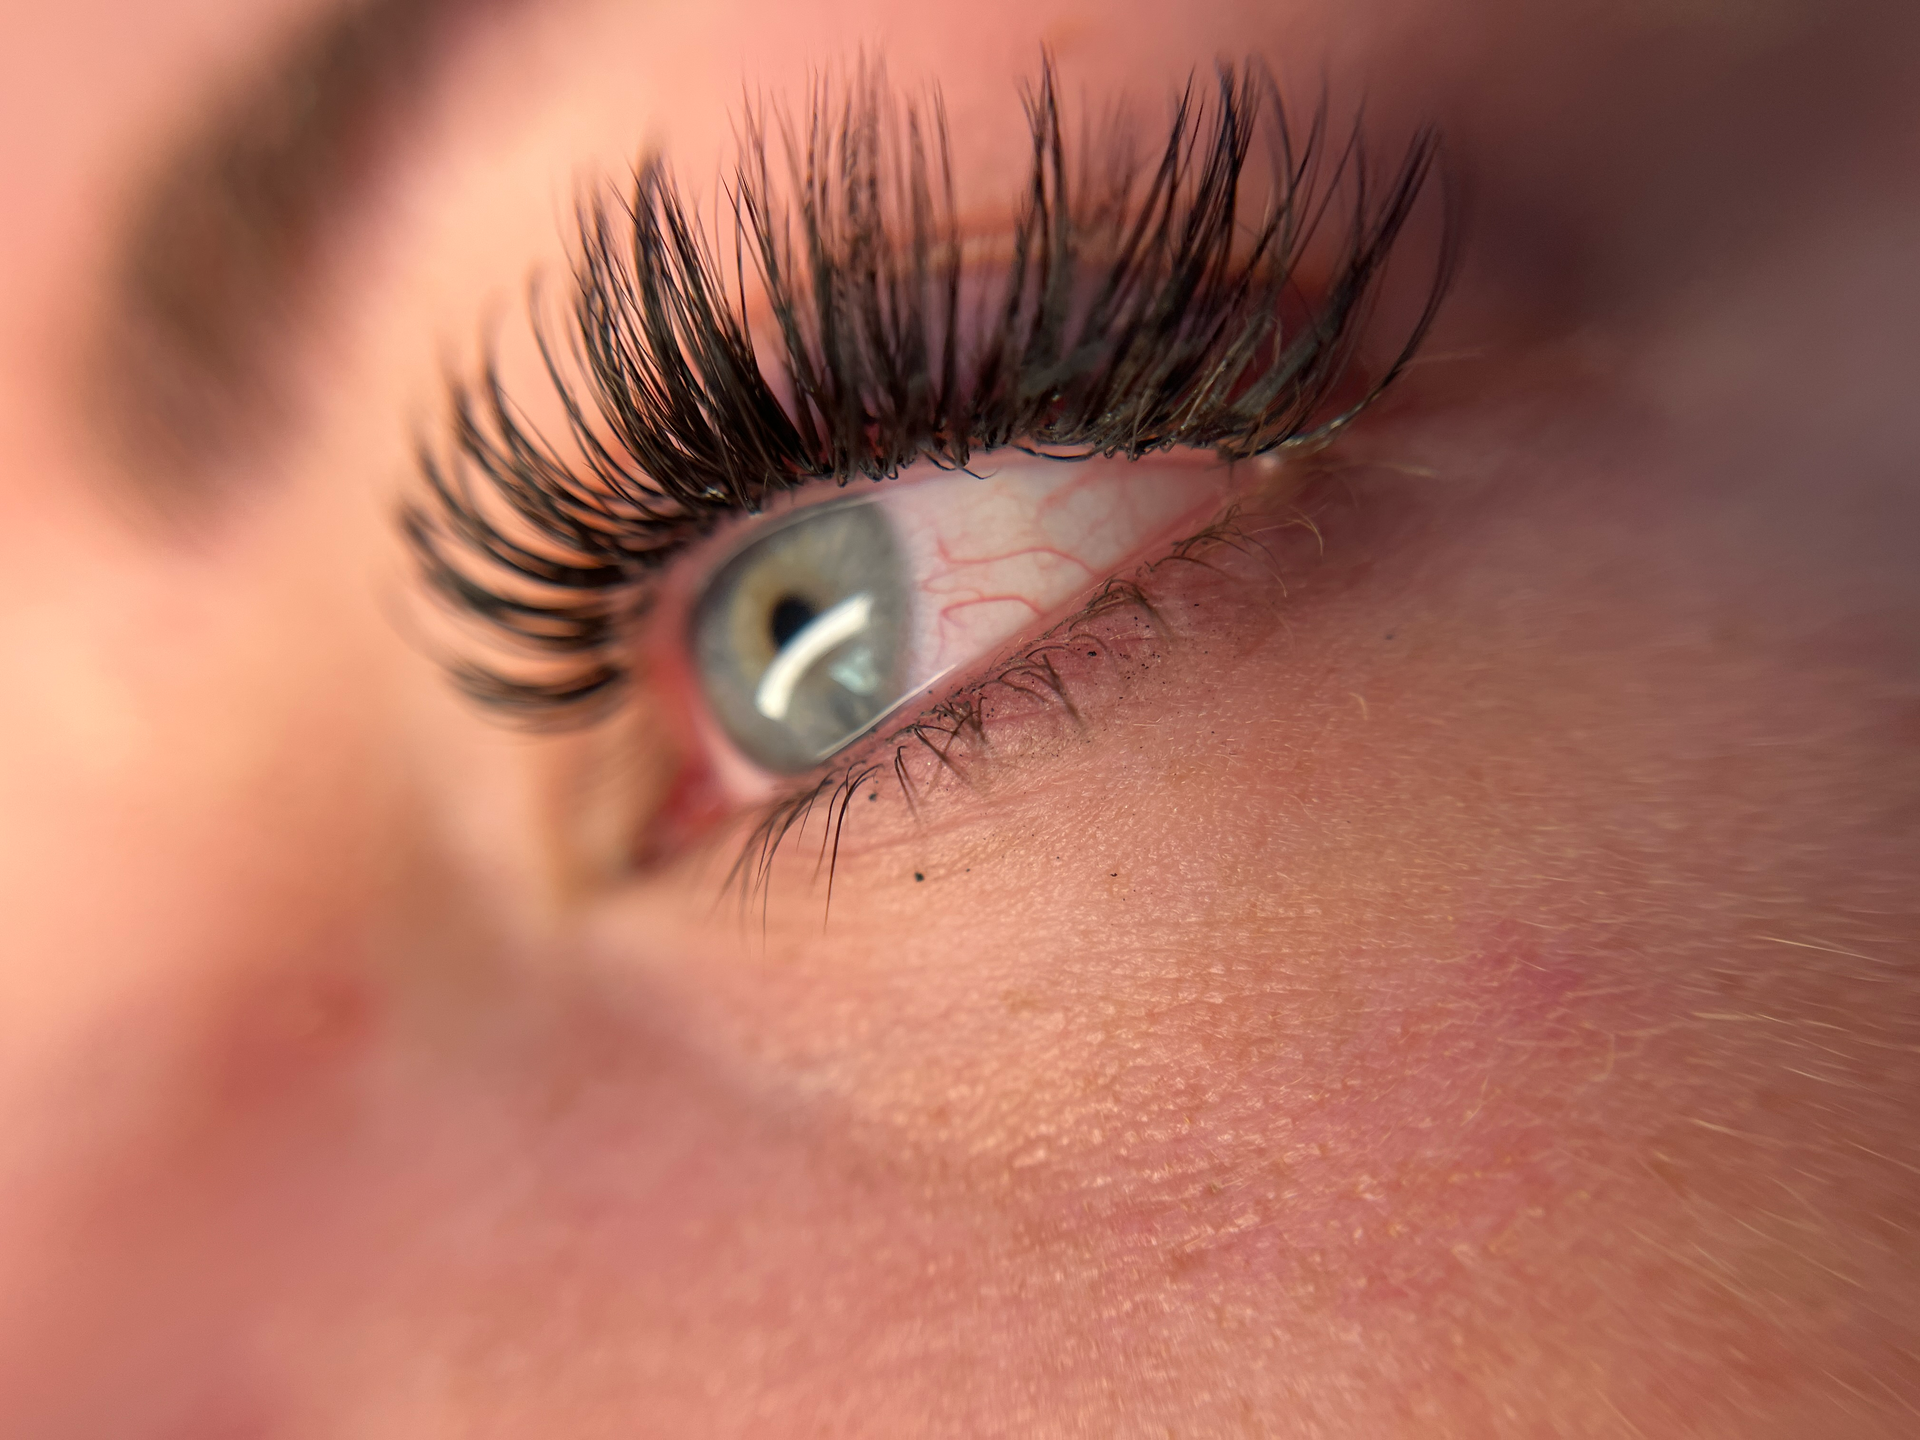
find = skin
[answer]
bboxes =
[1,0,1916,1435]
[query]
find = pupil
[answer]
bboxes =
[769,594,818,650]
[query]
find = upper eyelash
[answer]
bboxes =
[403,58,1453,718]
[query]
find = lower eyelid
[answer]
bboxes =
[635,451,1278,855]
[686,476,1321,898]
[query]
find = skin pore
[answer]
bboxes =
[0,0,1916,1435]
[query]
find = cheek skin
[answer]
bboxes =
[557,359,1918,1429]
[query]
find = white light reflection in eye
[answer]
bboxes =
[680,454,1238,790]
[753,592,876,721]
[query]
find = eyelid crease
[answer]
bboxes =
[402,55,1454,721]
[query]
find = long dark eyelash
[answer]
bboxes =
[405,58,1453,715]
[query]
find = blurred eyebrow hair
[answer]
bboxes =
[96,0,535,501]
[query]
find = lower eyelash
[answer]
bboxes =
[716,498,1295,916]
[403,57,1454,720]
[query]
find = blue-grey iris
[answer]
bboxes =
[691,498,910,773]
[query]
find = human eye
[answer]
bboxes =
[15,1,1919,1432]
[405,61,1448,879]
[665,455,1233,785]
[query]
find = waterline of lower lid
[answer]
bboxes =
[754,592,876,721]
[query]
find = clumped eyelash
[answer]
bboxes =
[404,58,1452,716]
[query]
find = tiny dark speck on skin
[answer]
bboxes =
[1385,632,1396,640]
[914,872,924,882]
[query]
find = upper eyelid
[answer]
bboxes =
[402,57,1453,721]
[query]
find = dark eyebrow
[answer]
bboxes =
[94,0,535,502]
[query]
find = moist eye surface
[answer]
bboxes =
[692,498,909,773]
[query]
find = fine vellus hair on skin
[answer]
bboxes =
[405,58,1451,716]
